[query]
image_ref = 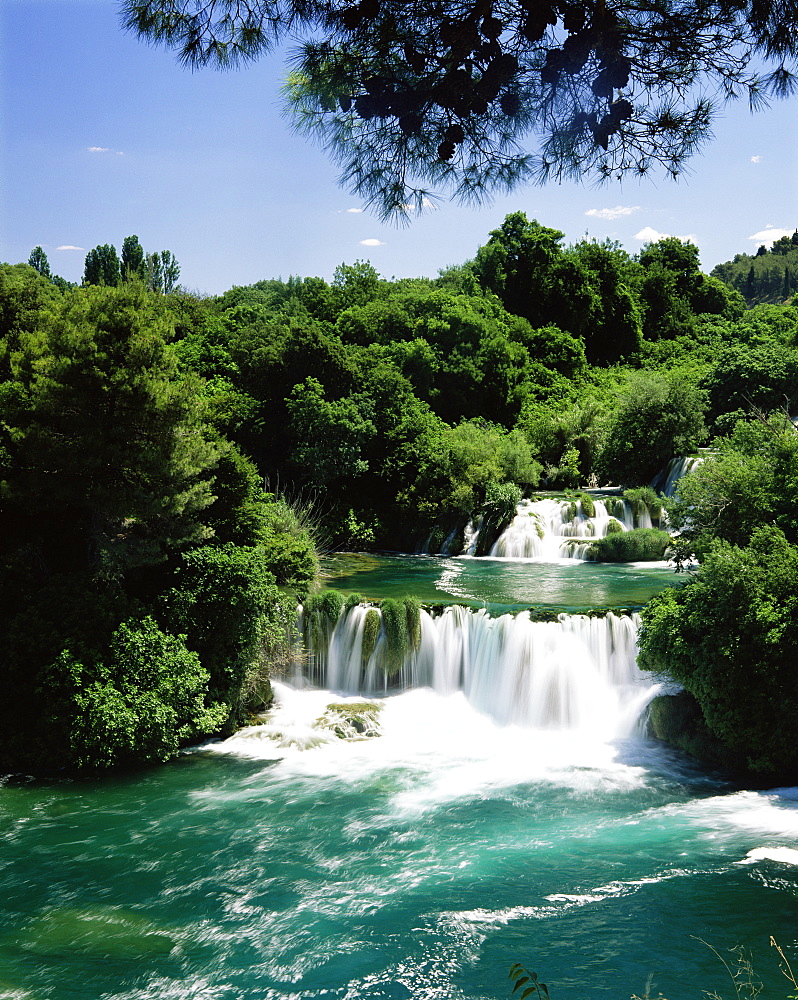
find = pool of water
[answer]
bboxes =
[320,552,684,612]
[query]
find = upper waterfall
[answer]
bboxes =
[489,496,642,560]
[653,455,705,497]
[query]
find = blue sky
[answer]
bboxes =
[2,0,796,295]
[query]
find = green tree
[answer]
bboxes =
[146,249,181,293]
[596,372,707,486]
[121,234,146,281]
[567,239,643,363]
[0,280,319,772]
[0,282,220,582]
[0,263,61,360]
[638,237,703,340]
[471,213,565,326]
[285,376,376,486]
[162,543,290,714]
[27,246,51,279]
[667,416,798,558]
[702,342,798,432]
[83,244,121,286]
[332,259,383,311]
[58,618,227,768]
[123,0,798,215]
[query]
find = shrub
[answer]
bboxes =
[483,480,523,523]
[579,492,596,518]
[588,528,671,562]
[623,486,663,524]
[639,525,798,775]
[65,618,227,769]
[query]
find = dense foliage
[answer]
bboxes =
[0,273,317,773]
[640,417,798,776]
[3,212,798,773]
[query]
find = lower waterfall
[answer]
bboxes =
[293,603,654,740]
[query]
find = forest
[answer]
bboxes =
[3,212,798,778]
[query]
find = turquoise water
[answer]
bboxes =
[1,713,797,1000]
[320,553,682,612]
[2,556,797,999]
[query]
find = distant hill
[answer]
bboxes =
[712,231,798,306]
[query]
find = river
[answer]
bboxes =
[1,552,797,999]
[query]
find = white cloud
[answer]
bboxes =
[750,155,762,163]
[88,146,110,153]
[633,226,669,242]
[346,207,364,213]
[359,238,386,247]
[56,245,84,251]
[633,227,699,245]
[748,226,792,246]
[585,205,640,221]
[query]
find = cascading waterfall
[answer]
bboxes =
[488,497,640,560]
[293,602,654,740]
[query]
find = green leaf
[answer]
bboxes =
[513,978,530,992]
[521,988,538,998]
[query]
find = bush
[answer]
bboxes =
[588,528,671,562]
[579,492,596,518]
[65,618,227,769]
[483,480,523,523]
[623,486,663,525]
[162,544,289,713]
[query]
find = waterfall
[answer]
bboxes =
[655,455,705,497]
[294,603,653,740]
[489,497,636,560]
[461,515,483,556]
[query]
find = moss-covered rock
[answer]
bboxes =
[361,607,381,666]
[316,700,383,739]
[623,486,663,526]
[380,598,408,678]
[647,691,742,770]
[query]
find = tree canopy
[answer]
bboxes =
[122,0,797,217]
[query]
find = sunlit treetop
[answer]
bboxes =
[121,1,798,220]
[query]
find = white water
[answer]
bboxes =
[489,497,642,560]
[461,515,483,556]
[293,605,653,741]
